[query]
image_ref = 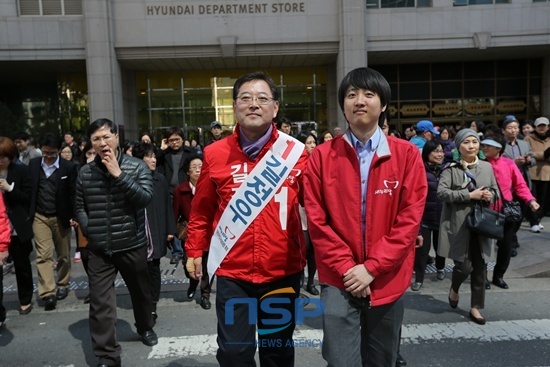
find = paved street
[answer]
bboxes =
[1,217,550,366]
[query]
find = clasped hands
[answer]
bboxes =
[343,264,374,298]
[470,187,493,202]
[186,256,203,279]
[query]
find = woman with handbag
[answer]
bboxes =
[437,129,498,325]
[480,135,540,289]
[173,154,212,310]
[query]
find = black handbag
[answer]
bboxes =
[502,200,523,222]
[465,202,505,240]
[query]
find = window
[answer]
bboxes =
[18,0,82,16]
[367,0,432,8]
[453,0,510,5]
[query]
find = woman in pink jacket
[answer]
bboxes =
[0,192,12,327]
[481,135,540,289]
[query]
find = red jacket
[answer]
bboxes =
[185,124,308,283]
[304,132,427,306]
[0,194,10,252]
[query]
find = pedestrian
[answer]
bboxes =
[304,67,427,366]
[75,118,158,367]
[29,133,78,310]
[132,142,176,321]
[0,192,11,328]
[0,137,35,315]
[13,131,41,165]
[438,128,498,325]
[185,71,308,366]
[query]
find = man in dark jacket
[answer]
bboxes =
[29,133,77,311]
[75,118,158,367]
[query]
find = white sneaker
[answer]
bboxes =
[530,225,540,233]
[539,224,544,230]
[74,252,81,263]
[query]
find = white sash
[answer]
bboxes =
[207,132,304,279]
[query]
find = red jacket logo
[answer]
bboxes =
[374,180,399,196]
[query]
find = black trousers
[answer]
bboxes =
[216,272,301,367]
[533,180,549,221]
[414,228,445,283]
[9,236,34,306]
[303,230,317,286]
[88,246,154,366]
[494,221,517,279]
[451,234,486,309]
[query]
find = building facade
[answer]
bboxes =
[0,0,549,141]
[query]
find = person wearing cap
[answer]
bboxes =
[524,117,550,231]
[437,128,498,325]
[501,117,538,238]
[206,121,224,146]
[410,120,439,151]
[480,134,539,289]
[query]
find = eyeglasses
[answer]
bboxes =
[91,135,116,144]
[189,165,202,171]
[168,138,182,144]
[433,149,444,154]
[236,95,275,105]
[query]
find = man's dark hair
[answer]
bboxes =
[183,154,203,175]
[337,68,391,126]
[233,71,279,101]
[132,142,156,160]
[40,133,61,149]
[88,118,118,138]
[64,131,74,137]
[277,117,291,130]
[13,131,30,141]
[164,126,184,140]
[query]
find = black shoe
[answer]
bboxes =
[511,248,518,257]
[19,304,33,315]
[56,287,69,300]
[43,296,57,311]
[469,311,486,325]
[492,277,509,289]
[427,256,435,265]
[139,329,158,346]
[170,256,182,264]
[200,296,211,310]
[187,288,196,300]
[485,279,491,290]
[152,311,158,321]
[396,352,407,366]
[306,284,320,296]
[448,288,458,309]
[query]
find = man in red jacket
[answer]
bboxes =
[185,71,308,366]
[304,68,427,366]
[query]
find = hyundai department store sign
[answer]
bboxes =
[146,2,306,16]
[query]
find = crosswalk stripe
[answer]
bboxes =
[148,319,550,359]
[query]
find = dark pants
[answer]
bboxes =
[184,252,211,298]
[532,180,549,222]
[9,236,35,306]
[215,272,301,367]
[303,230,317,286]
[321,285,404,367]
[88,246,154,366]
[494,221,517,279]
[147,259,161,304]
[451,234,486,309]
[415,228,445,283]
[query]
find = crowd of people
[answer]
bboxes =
[0,67,549,367]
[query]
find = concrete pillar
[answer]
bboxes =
[336,0,368,127]
[82,0,124,126]
[542,57,550,117]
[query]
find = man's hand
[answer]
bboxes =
[166,234,174,242]
[102,147,122,178]
[343,264,374,297]
[416,235,423,249]
[0,178,11,192]
[69,219,79,228]
[187,256,203,279]
[0,250,9,266]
